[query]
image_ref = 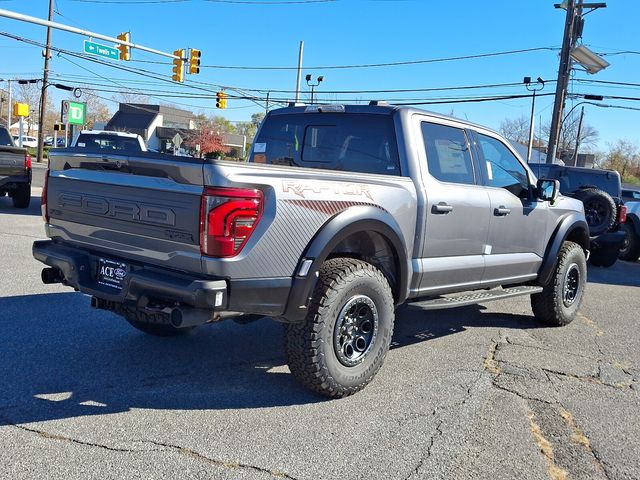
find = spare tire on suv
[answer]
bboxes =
[572,188,616,236]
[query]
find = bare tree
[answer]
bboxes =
[499,115,531,145]
[73,90,113,129]
[112,91,150,106]
[542,111,599,155]
[15,82,44,135]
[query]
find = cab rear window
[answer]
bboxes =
[75,134,142,152]
[0,129,13,146]
[250,113,401,176]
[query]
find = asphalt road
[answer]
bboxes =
[1,195,639,480]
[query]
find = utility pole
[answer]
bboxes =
[546,1,606,163]
[546,0,579,163]
[295,41,304,103]
[36,0,54,163]
[7,79,11,131]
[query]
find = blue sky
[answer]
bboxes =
[1,0,639,149]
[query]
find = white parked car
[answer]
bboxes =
[12,135,38,148]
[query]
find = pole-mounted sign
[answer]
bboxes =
[61,100,86,125]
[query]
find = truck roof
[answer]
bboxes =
[268,103,490,132]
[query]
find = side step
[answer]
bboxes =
[409,285,543,311]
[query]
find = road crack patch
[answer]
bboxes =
[559,408,611,479]
[527,410,568,480]
[483,341,501,374]
[139,440,299,480]
[4,419,133,452]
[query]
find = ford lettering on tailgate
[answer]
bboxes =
[57,192,176,226]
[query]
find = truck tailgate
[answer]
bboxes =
[46,151,204,274]
[0,148,26,177]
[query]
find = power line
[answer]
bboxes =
[70,0,335,4]
[129,46,561,71]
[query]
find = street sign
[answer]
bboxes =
[84,40,119,60]
[61,100,86,126]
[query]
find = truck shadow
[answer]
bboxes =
[0,196,42,216]
[587,260,640,287]
[0,292,546,426]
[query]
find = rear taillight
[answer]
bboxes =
[200,187,263,258]
[618,205,627,224]
[41,170,49,223]
[24,154,32,171]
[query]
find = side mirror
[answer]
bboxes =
[537,178,560,203]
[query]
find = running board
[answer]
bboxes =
[409,285,543,311]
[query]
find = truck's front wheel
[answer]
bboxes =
[285,258,395,398]
[531,241,586,326]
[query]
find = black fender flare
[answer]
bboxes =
[282,205,410,322]
[538,212,590,286]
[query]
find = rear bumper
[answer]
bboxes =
[0,172,31,190]
[33,240,227,309]
[591,230,626,252]
[32,240,291,317]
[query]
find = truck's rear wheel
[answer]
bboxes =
[11,183,31,209]
[531,241,586,326]
[284,258,395,398]
[619,222,640,262]
[588,244,619,268]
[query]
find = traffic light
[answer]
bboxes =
[189,49,201,75]
[117,32,130,61]
[172,49,185,83]
[216,91,227,109]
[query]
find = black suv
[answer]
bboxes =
[530,164,625,267]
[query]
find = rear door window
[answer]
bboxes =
[421,122,476,185]
[251,113,401,176]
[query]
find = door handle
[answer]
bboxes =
[432,202,454,214]
[494,206,511,216]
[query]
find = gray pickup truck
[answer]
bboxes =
[33,104,590,397]
[0,126,31,208]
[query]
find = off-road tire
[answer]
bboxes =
[619,222,640,262]
[572,188,616,236]
[11,183,31,209]
[531,241,586,326]
[588,244,619,268]
[284,258,395,398]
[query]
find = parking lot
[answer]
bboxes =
[1,177,638,480]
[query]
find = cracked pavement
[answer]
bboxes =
[1,196,639,479]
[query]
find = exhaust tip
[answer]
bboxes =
[41,267,63,284]
[170,308,184,328]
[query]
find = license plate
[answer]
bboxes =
[97,258,128,290]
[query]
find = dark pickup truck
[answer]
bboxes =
[530,164,626,268]
[0,126,32,208]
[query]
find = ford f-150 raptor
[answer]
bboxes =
[33,104,590,397]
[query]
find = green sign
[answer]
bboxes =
[84,40,119,60]
[63,101,86,126]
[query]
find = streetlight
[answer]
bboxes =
[524,76,544,162]
[305,74,324,104]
